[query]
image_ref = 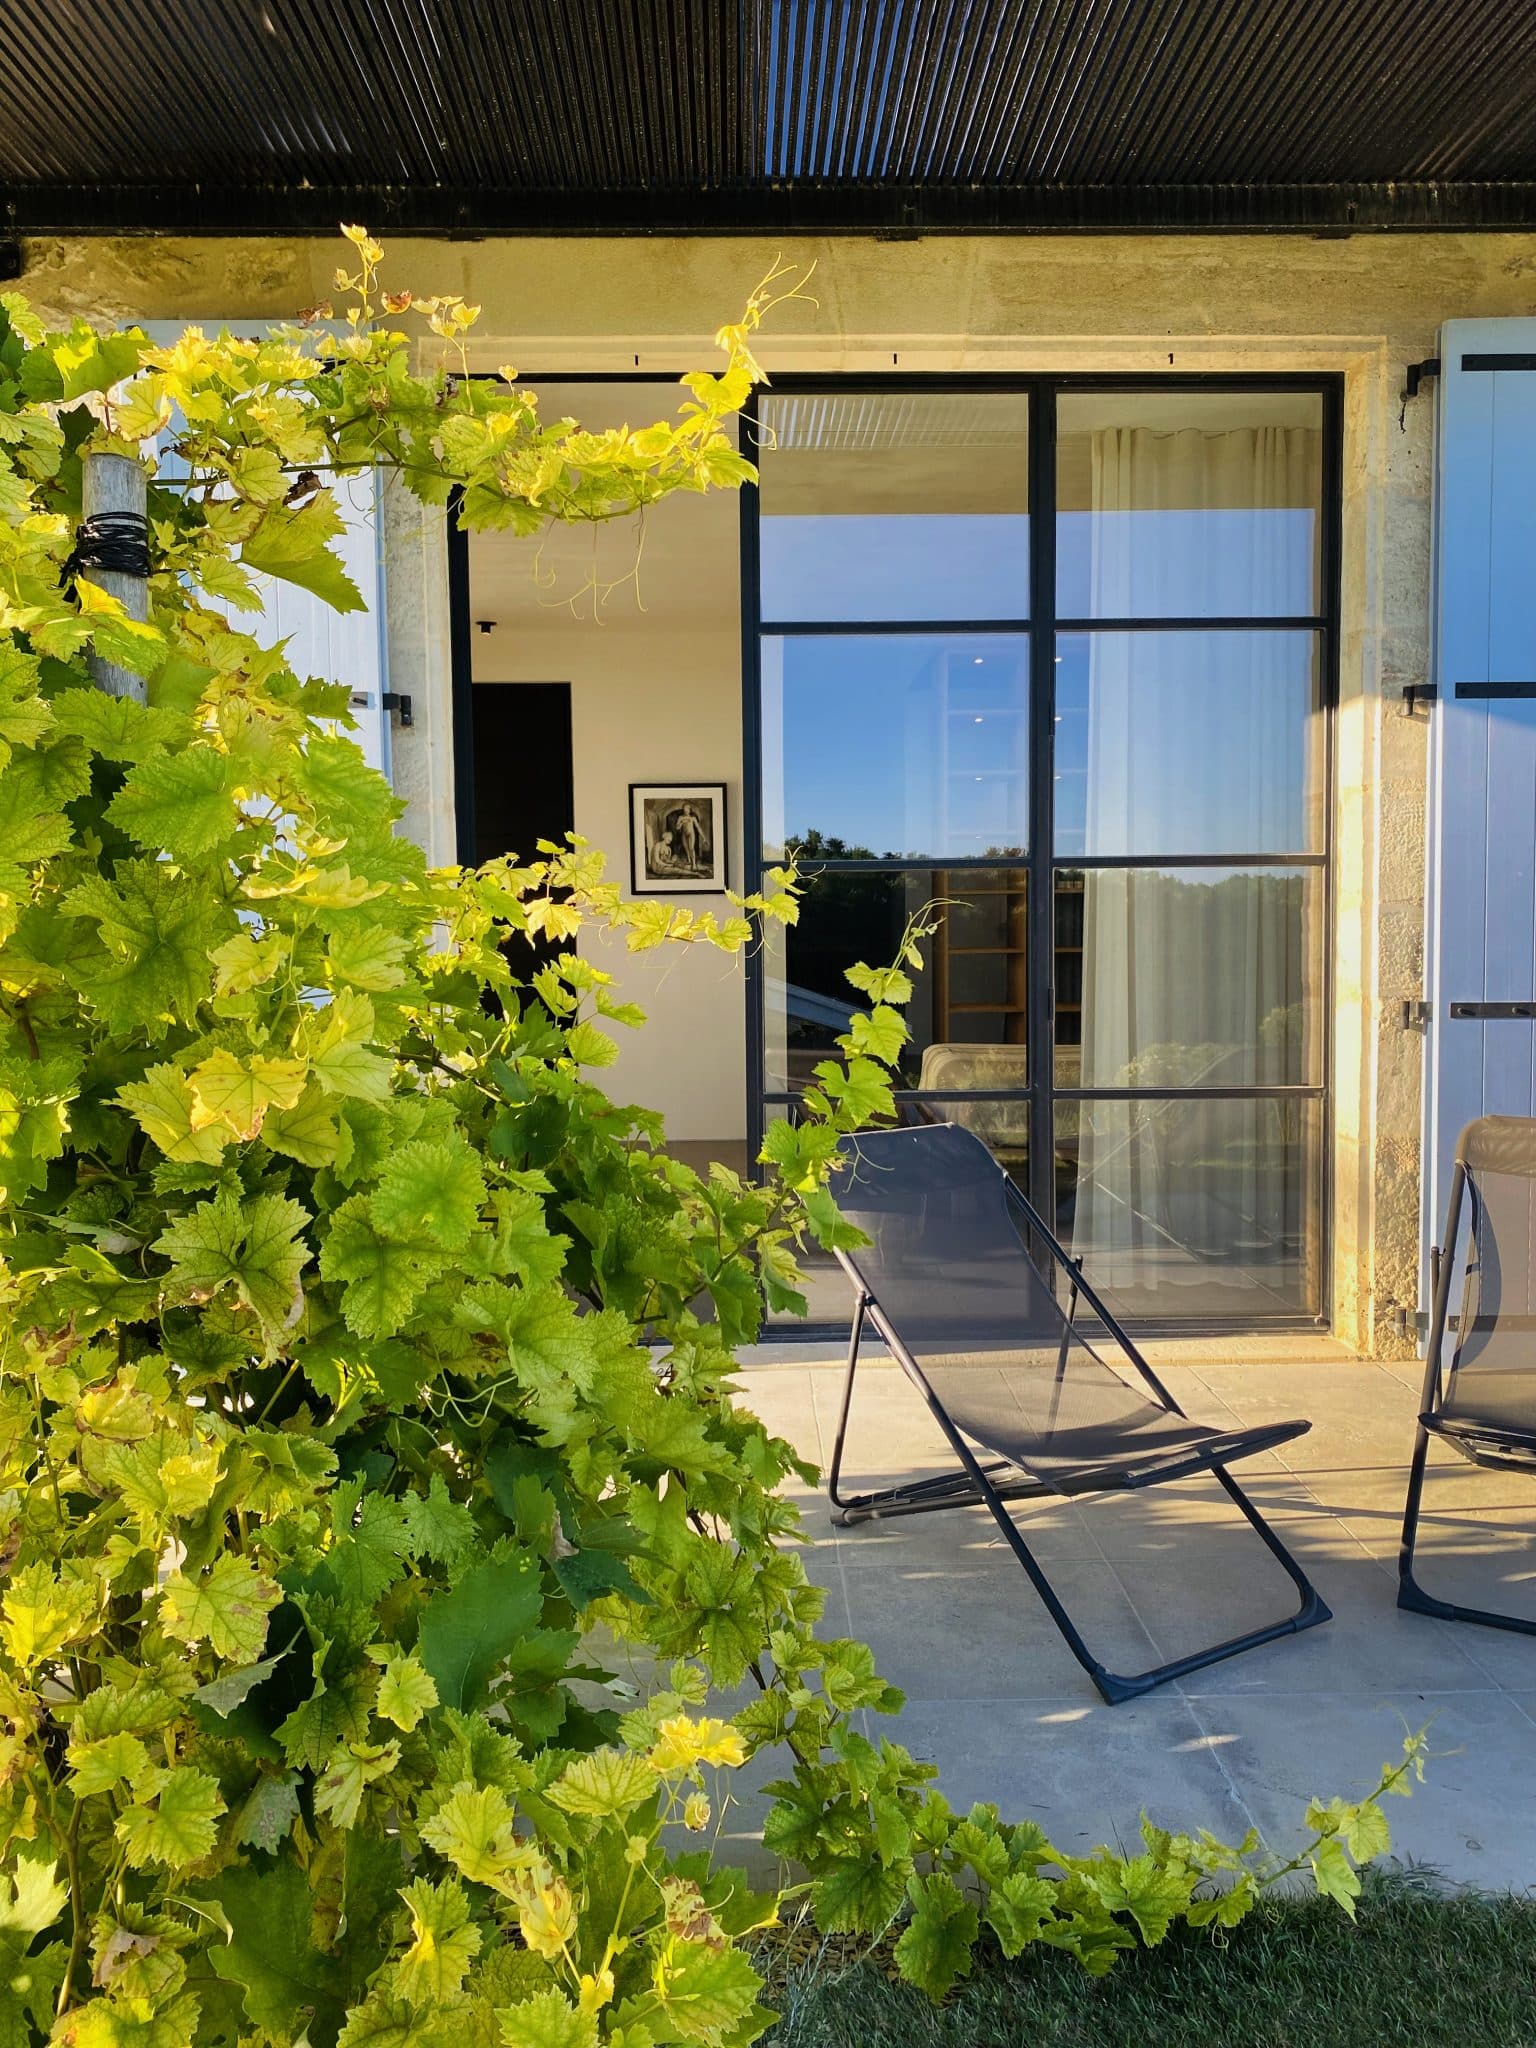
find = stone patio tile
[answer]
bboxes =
[1078,1469,1325,1569]
[1181,1691,1536,1894]
[827,1489,1108,1569]
[1358,1494,1536,1615]
[807,1360,948,1470]
[1302,1449,1536,1531]
[840,1555,1158,1703]
[1446,1618,1536,1691]
[886,1694,1258,1859]
[733,1366,823,1458]
[1193,1360,1414,1417]
[1106,1515,1498,1695]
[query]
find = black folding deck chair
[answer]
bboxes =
[1399,1115,1536,1635]
[825,1122,1331,1704]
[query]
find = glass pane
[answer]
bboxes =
[1057,390,1324,619]
[1054,866,1322,1088]
[1053,630,1322,857]
[757,391,1030,622]
[765,633,1029,861]
[1055,1095,1321,1318]
[764,867,1029,1093]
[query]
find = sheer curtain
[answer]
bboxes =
[1075,423,1321,1310]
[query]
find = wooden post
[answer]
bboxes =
[80,450,149,704]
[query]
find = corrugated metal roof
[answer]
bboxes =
[0,0,1533,237]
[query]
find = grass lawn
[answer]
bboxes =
[761,1874,1536,2048]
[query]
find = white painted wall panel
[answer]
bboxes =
[1423,319,1536,1301]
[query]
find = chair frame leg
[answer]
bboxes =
[1396,1158,1536,1638]
[826,1297,1332,1705]
[1398,1421,1536,1636]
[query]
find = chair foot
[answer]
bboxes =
[1397,1570,1460,1621]
[1088,1571,1333,1705]
[1399,1567,1536,1636]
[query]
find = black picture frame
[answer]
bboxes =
[629,782,728,895]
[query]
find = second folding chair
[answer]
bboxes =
[1399,1115,1536,1635]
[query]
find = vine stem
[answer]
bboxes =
[54,1805,85,2017]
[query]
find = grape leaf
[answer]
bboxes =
[0,1854,67,1936]
[242,496,365,612]
[652,1941,762,2043]
[210,1859,348,2047]
[320,1194,441,1339]
[546,1749,656,1822]
[399,1474,477,1566]
[416,1549,544,1713]
[371,1135,486,1252]
[892,1872,979,2002]
[107,746,242,857]
[494,1990,597,2048]
[369,1648,438,1733]
[809,1858,907,1936]
[186,1049,308,1142]
[234,1772,302,1855]
[159,1555,280,1661]
[392,1879,480,2005]
[153,1187,310,1335]
[116,1064,226,1165]
[115,1766,225,1871]
[63,861,221,1040]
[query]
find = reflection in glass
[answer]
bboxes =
[1053,631,1322,857]
[764,868,1028,1099]
[1056,391,1323,620]
[765,634,1028,861]
[1056,1096,1321,1319]
[1060,866,1321,1089]
[757,391,1030,622]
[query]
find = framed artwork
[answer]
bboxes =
[629,782,728,895]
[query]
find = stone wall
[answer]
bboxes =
[23,228,1536,1352]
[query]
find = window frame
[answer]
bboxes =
[743,371,1343,1329]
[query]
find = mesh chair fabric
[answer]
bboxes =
[829,1123,1282,1483]
[1440,1125,1536,1446]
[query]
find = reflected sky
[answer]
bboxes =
[770,632,1029,858]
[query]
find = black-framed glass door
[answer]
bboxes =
[745,376,1339,1326]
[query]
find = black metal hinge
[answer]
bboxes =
[1399,682,1438,714]
[381,692,413,728]
[1401,999,1432,1029]
[1399,356,1440,429]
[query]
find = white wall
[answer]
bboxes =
[468,383,745,1145]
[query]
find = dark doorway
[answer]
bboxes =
[470,681,574,865]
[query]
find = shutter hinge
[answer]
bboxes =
[381,692,413,728]
[1399,356,1440,430]
[1399,681,1438,715]
[1401,999,1433,1030]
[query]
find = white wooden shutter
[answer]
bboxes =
[141,321,392,778]
[1421,319,1536,1299]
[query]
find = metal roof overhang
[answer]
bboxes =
[2,0,1534,247]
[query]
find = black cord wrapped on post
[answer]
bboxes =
[77,452,150,704]
[65,510,152,583]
